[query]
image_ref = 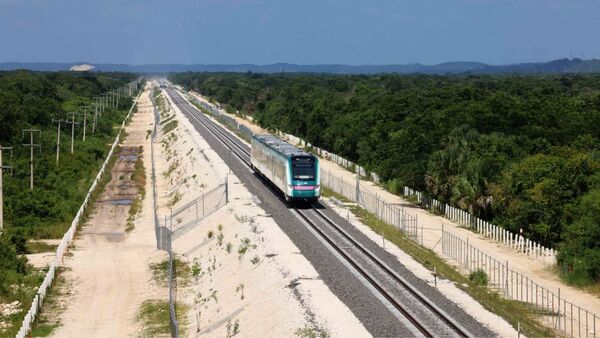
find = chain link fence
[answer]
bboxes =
[152,85,229,338]
[321,169,420,243]
[442,230,598,337]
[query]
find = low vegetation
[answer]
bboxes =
[29,268,70,336]
[150,257,192,288]
[137,299,188,337]
[126,148,146,232]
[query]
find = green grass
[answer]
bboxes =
[295,325,330,338]
[321,187,350,203]
[25,241,59,254]
[137,299,188,337]
[29,267,70,337]
[149,257,192,288]
[162,120,178,134]
[347,203,556,337]
[126,149,146,232]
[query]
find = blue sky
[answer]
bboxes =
[1,0,599,65]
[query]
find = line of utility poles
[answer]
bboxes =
[0,78,143,234]
[22,129,41,190]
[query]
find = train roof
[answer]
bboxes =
[253,134,313,158]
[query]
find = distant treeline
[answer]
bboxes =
[170,72,600,284]
[0,70,134,302]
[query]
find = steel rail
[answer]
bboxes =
[310,206,471,337]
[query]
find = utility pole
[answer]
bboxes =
[22,129,41,190]
[80,106,91,141]
[99,94,106,115]
[66,112,80,154]
[92,102,98,133]
[0,146,13,232]
[52,118,63,164]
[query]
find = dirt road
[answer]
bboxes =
[50,88,162,337]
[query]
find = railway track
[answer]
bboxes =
[166,88,473,338]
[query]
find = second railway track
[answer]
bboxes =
[167,88,474,338]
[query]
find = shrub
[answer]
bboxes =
[469,269,488,286]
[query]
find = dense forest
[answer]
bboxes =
[0,70,135,319]
[170,72,600,284]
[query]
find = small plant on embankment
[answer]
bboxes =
[295,324,330,338]
[469,269,488,286]
[149,257,192,288]
[137,299,188,337]
[126,149,146,232]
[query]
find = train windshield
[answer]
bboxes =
[292,156,316,181]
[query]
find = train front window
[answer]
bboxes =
[292,157,315,180]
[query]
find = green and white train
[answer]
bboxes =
[251,135,320,202]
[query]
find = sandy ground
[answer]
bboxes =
[159,86,370,337]
[188,90,600,319]
[48,86,165,337]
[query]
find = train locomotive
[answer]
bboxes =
[251,135,320,202]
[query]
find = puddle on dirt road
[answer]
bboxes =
[87,231,126,242]
[104,232,125,242]
[111,198,133,205]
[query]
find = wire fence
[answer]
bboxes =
[15,80,143,338]
[442,230,599,337]
[153,183,228,338]
[321,169,420,243]
[152,86,229,338]
[403,187,557,265]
